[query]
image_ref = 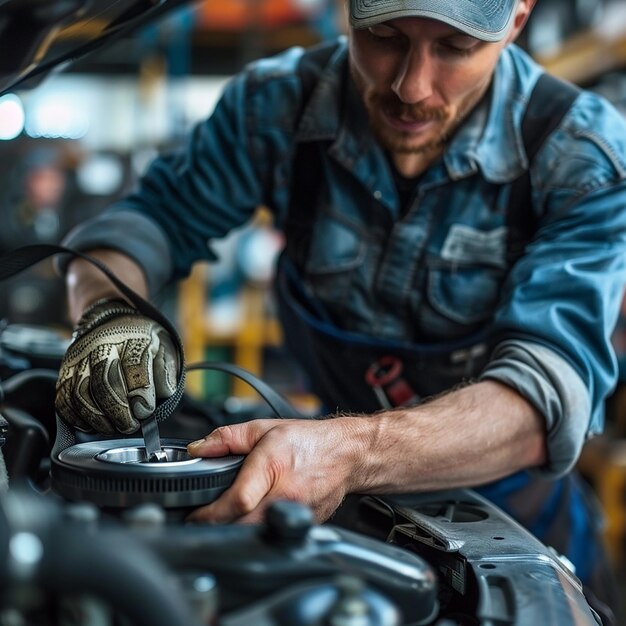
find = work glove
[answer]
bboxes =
[55,298,179,435]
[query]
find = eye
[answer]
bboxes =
[367,24,397,38]
[437,39,479,57]
[367,24,403,41]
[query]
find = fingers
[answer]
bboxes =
[187,420,278,457]
[56,344,131,434]
[89,344,139,433]
[55,359,95,432]
[119,332,157,420]
[186,418,361,525]
[153,329,179,398]
[188,444,278,524]
[120,322,177,418]
[186,421,284,523]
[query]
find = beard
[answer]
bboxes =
[371,93,450,154]
[350,65,474,155]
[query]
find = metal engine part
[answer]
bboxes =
[51,438,243,510]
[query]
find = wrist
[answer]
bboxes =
[73,297,137,340]
[66,251,148,323]
[341,409,421,495]
[337,414,385,494]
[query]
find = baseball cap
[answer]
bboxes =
[349,0,519,42]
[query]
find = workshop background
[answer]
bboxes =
[0,0,626,587]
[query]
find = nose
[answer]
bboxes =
[391,49,433,104]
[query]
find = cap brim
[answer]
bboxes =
[349,0,518,42]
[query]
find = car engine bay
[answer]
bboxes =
[0,320,603,626]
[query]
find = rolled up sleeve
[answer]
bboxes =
[480,339,591,476]
[483,168,626,474]
[57,210,174,296]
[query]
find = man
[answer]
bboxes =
[56,0,626,619]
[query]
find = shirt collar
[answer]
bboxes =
[296,39,399,210]
[444,45,537,183]
[295,37,349,143]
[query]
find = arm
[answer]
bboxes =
[55,64,290,434]
[186,96,626,525]
[55,54,309,434]
[57,249,176,434]
[187,379,546,524]
[354,380,546,492]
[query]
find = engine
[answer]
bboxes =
[0,322,604,626]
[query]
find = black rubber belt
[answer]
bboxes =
[0,244,187,424]
[0,244,303,428]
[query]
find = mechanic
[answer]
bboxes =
[55,0,626,620]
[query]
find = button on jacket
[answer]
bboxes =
[63,38,626,477]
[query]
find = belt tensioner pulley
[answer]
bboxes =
[51,436,243,511]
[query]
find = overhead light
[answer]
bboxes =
[0,94,25,141]
[77,154,125,196]
[25,98,90,140]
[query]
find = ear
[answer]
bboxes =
[506,0,537,43]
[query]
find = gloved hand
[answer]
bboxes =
[55,298,179,435]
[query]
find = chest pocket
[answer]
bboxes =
[426,224,508,325]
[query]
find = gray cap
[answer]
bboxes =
[349,0,519,42]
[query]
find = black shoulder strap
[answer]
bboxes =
[284,41,340,270]
[295,39,340,111]
[0,243,187,425]
[506,73,580,265]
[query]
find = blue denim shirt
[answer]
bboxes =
[63,39,626,476]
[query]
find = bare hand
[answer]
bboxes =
[186,417,370,524]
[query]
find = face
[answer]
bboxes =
[348,6,531,159]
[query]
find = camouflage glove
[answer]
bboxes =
[55,298,179,435]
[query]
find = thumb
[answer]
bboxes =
[187,419,278,457]
[153,328,179,399]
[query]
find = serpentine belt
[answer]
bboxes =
[0,244,302,454]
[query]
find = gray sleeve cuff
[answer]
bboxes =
[479,340,591,477]
[56,210,173,296]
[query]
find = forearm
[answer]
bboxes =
[349,379,547,495]
[65,248,148,323]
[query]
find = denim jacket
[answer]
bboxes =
[63,39,626,476]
